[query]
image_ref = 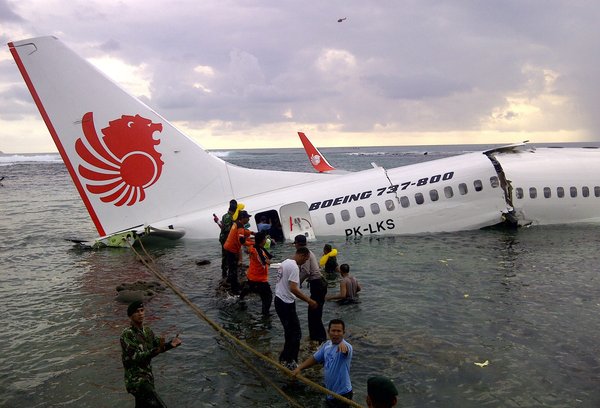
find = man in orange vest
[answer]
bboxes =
[239,231,273,315]
[223,210,253,294]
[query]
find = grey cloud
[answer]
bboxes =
[96,39,121,53]
[365,73,470,100]
[0,0,23,22]
[0,84,37,120]
[3,0,600,139]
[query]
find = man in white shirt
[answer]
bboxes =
[275,246,318,369]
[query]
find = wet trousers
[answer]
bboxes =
[132,383,166,408]
[307,278,327,342]
[325,391,354,408]
[274,296,301,363]
[224,251,240,293]
[220,246,227,278]
[240,280,273,315]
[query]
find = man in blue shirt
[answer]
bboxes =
[293,319,353,407]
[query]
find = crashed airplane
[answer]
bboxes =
[8,36,600,246]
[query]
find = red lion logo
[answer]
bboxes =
[75,112,164,206]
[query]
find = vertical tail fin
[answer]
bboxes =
[298,132,336,172]
[9,36,325,239]
[8,36,236,236]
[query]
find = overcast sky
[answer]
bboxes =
[1,0,600,153]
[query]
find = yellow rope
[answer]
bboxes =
[128,237,363,408]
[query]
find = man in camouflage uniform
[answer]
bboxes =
[219,199,238,279]
[120,301,182,407]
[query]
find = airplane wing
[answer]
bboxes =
[298,132,336,172]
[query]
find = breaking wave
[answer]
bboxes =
[0,153,62,165]
[208,150,232,158]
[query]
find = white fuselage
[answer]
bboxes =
[8,37,600,243]
[162,146,600,240]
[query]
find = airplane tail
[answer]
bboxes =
[298,132,336,172]
[8,36,320,238]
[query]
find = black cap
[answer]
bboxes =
[293,234,307,245]
[127,301,144,317]
[367,376,398,405]
[238,210,251,219]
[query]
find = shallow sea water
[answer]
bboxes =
[2,145,600,407]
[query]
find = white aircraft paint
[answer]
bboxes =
[8,37,600,244]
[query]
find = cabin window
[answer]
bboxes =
[371,203,381,214]
[582,186,590,197]
[557,187,565,198]
[516,188,524,199]
[529,187,537,199]
[490,176,499,188]
[326,213,335,225]
[474,179,483,192]
[444,186,454,198]
[543,187,551,198]
[595,186,600,197]
[458,183,468,195]
[341,209,350,221]
[356,206,365,218]
[400,196,410,208]
[415,193,424,205]
[570,187,577,198]
[385,200,395,211]
[429,189,439,201]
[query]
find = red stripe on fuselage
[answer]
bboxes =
[8,41,106,236]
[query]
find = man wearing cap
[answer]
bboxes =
[223,209,254,294]
[120,301,182,407]
[294,234,327,343]
[367,376,398,408]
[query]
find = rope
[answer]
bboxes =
[226,338,304,408]
[127,237,363,408]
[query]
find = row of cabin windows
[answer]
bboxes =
[325,176,500,225]
[515,186,600,199]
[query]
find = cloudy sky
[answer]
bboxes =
[1,0,600,153]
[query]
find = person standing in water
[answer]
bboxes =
[239,231,274,315]
[120,301,182,407]
[274,246,318,369]
[223,210,253,294]
[294,234,328,343]
[293,319,354,407]
[218,199,238,280]
[326,263,361,304]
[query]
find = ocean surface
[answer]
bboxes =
[2,143,600,407]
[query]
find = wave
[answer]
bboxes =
[0,154,62,165]
[345,150,470,157]
[346,151,388,156]
[208,150,231,158]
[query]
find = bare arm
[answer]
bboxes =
[292,355,318,376]
[290,281,318,309]
[327,280,347,301]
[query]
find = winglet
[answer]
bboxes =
[298,132,336,172]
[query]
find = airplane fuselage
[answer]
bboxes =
[164,146,600,240]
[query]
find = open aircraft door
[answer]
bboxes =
[279,202,316,242]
